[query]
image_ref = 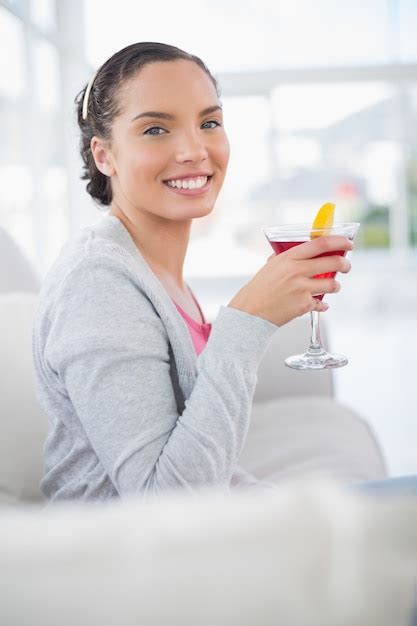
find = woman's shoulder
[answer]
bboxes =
[37,218,152,323]
[46,214,137,276]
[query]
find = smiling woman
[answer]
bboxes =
[77,43,228,210]
[93,59,227,230]
[32,41,362,503]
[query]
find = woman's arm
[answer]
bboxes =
[44,255,277,497]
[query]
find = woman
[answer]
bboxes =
[32,42,354,501]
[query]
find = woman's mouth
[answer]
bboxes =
[163,175,213,196]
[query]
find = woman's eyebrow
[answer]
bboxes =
[130,104,222,123]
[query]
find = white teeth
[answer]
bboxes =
[166,176,208,189]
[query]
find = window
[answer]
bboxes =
[0,1,69,276]
[32,36,60,112]
[0,7,25,99]
[30,0,56,32]
[265,82,397,248]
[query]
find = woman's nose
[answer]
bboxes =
[175,131,208,163]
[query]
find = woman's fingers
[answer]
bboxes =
[231,239,348,327]
[301,255,351,277]
[287,236,353,260]
[307,277,341,295]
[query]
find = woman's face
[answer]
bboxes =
[94,59,230,222]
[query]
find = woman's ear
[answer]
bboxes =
[90,136,116,177]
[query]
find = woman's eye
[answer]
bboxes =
[143,126,166,136]
[202,120,221,129]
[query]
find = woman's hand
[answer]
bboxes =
[227,236,353,327]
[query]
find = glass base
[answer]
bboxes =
[285,349,348,370]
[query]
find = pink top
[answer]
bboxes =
[173,290,212,356]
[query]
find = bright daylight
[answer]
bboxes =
[1,1,417,625]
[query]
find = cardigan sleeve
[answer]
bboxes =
[45,255,278,496]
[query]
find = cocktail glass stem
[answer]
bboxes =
[308,310,325,355]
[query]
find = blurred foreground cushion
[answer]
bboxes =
[1,480,416,626]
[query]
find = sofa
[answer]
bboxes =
[1,225,416,626]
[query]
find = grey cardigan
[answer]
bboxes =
[32,214,278,501]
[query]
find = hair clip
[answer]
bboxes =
[82,70,98,121]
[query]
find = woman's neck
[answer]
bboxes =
[109,202,191,290]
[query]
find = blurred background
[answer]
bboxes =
[1,0,416,476]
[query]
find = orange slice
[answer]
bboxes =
[311,202,335,239]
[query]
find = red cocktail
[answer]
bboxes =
[263,223,359,370]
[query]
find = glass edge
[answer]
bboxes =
[262,222,360,232]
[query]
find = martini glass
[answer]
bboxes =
[262,222,359,370]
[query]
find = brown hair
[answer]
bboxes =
[75,42,220,207]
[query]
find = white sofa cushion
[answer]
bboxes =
[243,396,387,484]
[1,481,416,626]
[0,292,47,504]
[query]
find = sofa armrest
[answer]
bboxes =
[0,293,47,505]
[0,227,41,293]
[253,315,333,403]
